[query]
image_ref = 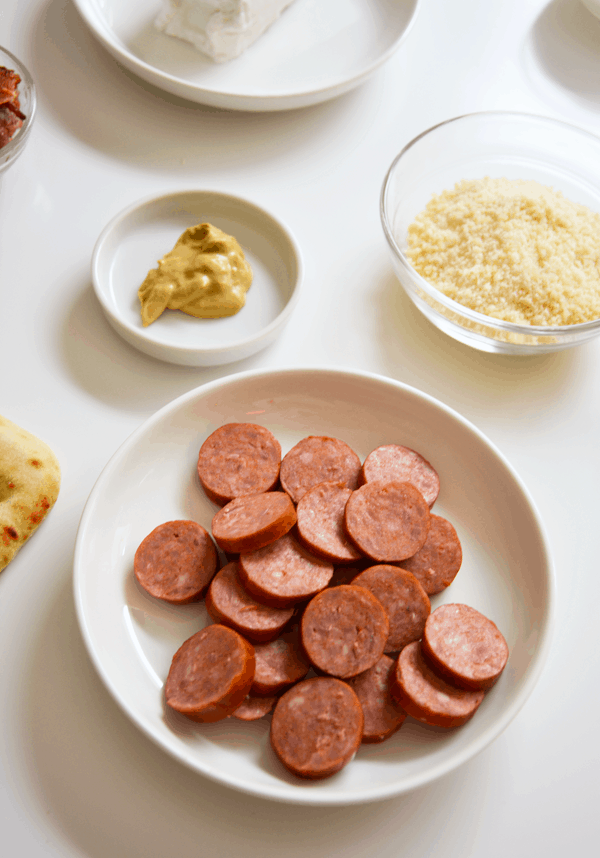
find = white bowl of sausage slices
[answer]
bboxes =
[74,367,555,805]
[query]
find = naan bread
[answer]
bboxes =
[0,415,60,572]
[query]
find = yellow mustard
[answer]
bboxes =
[138,222,253,326]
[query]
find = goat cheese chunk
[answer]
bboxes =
[155,0,297,63]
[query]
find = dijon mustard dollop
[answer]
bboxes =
[138,222,253,327]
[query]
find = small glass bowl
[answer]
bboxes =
[381,112,600,355]
[0,46,36,175]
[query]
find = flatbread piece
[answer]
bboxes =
[1,415,60,571]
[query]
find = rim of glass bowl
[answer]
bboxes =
[0,45,37,160]
[380,110,600,341]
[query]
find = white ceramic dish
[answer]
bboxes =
[581,0,600,21]
[72,0,420,111]
[91,190,302,366]
[73,367,555,805]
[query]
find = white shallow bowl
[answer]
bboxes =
[381,112,600,354]
[72,0,420,111]
[92,190,302,366]
[73,367,555,805]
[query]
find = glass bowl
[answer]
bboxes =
[0,46,36,175]
[380,112,600,355]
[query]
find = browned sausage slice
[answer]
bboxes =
[422,604,509,690]
[205,561,294,642]
[352,565,430,653]
[301,585,389,678]
[211,491,296,554]
[360,444,440,507]
[134,520,217,604]
[296,481,363,563]
[279,436,361,504]
[231,694,278,721]
[344,480,431,563]
[165,624,255,723]
[238,532,334,608]
[270,677,364,779]
[398,514,462,595]
[347,654,407,743]
[328,562,369,587]
[251,630,310,696]
[197,423,281,506]
[391,641,484,728]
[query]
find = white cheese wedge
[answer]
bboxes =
[155,0,297,63]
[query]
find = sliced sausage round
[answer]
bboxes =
[134,520,217,604]
[344,480,431,563]
[398,514,462,595]
[360,444,440,507]
[165,624,255,723]
[238,532,333,608]
[301,585,389,678]
[211,491,296,555]
[328,562,368,588]
[205,561,294,642]
[197,423,281,506]
[251,631,310,696]
[296,480,363,563]
[279,436,361,504]
[391,641,484,728]
[231,694,278,721]
[352,565,431,653]
[422,603,509,690]
[270,677,364,779]
[347,654,407,743]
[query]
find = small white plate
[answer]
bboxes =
[73,367,555,805]
[72,0,420,111]
[92,190,302,366]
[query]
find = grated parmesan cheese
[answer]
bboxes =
[406,177,600,326]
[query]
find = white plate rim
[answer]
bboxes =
[72,0,422,110]
[73,366,556,805]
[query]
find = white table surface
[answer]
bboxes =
[2,0,599,854]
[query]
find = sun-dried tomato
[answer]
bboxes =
[0,65,26,148]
